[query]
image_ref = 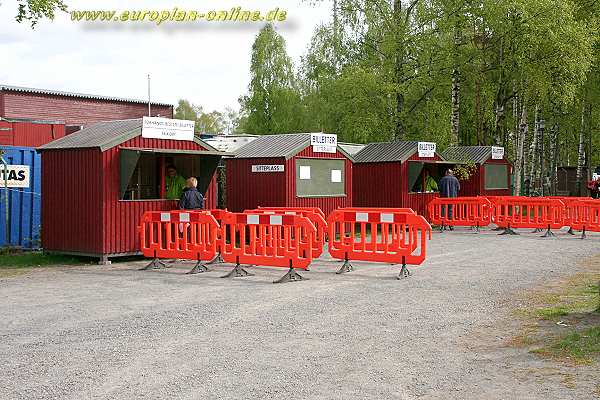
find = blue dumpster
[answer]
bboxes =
[0,146,41,248]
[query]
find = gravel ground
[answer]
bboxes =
[1,228,599,400]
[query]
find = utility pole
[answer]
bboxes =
[147,74,151,117]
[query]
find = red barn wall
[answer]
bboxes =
[1,91,173,126]
[0,120,66,147]
[225,157,287,212]
[353,161,403,207]
[41,149,104,254]
[287,147,352,217]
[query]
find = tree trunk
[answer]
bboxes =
[475,77,482,145]
[549,122,558,195]
[494,39,505,146]
[527,105,540,196]
[393,0,404,140]
[451,26,461,145]
[576,101,587,196]
[514,104,527,196]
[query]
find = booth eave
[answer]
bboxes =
[119,147,232,157]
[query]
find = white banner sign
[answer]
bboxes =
[311,133,337,153]
[0,165,30,188]
[491,146,505,160]
[251,164,284,173]
[418,142,436,158]
[142,117,195,141]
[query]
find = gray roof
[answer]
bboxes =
[338,142,366,155]
[353,141,423,163]
[441,146,498,164]
[234,133,354,160]
[0,84,172,107]
[38,119,222,153]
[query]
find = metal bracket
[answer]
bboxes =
[187,262,210,274]
[567,227,575,235]
[336,255,354,274]
[581,227,587,240]
[397,263,411,280]
[273,267,307,284]
[207,252,225,265]
[499,224,519,235]
[541,226,556,238]
[139,258,166,270]
[220,263,253,278]
[531,228,544,233]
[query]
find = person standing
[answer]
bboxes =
[438,169,460,230]
[420,169,438,192]
[165,165,186,200]
[179,177,205,210]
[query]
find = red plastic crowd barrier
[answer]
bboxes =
[565,200,600,238]
[258,206,326,220]
[428,197,491,230]
[327,208,431,279]
[491,197,566,236]
[139,210,219,272]
[220,212,317,283]
[245,208,327,258]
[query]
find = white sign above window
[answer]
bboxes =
[142,117,195,141]
[491,146,505,160]
[311,133,337,153]
[0,165,30,188]
[418,142,436,158]
[251,164,284,173]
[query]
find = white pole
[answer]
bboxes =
[147,74,151,117]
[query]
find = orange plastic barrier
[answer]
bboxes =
[327,208,431,279]
[220,212,317,283]
[245,208,327,258]
[139,210,219,272]
[428,197,491,230]
[491,197,566,236]
[258,206,326,220]
[565,200,600,238]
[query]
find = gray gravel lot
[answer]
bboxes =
[1,228,599,400]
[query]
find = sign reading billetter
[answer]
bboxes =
[142,117,195,141]
[418,142,436,158]
[311,133,337,153]
[491,146,505,160]
[251,164,284,173]
[0,165,30,188]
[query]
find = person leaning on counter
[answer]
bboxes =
[165,164,186,200]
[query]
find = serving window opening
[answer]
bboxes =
[408,161,453,193]
[119,149,221,201]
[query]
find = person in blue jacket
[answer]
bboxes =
[178,177,204,210]
[438,169,460,229]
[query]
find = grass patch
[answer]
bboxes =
[0,251,89,269]
[534,327,600,364]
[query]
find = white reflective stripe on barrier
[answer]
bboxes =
[264,211,275,214]
[381,213,394,223]
[180,213,190,222]
[285,211,296,215]
[269,215,283,225]
[356,212,369,222]
[160,213,170,222]
[247,214,260,225]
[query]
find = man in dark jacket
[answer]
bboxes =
[438,169,460,229]
[178,177,205,210]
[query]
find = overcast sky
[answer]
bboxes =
[0,0,332,112]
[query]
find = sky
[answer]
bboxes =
[0,0,332,112]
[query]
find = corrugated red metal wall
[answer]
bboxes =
[102,136,218,255]
[287,147,352,217]
[1,91,173,126]
[225,157,287,212]
[455,159,512,196]
[0,120,66,147]
[353,161,403,207]
[41,149,104,254]
[400,153,443,217]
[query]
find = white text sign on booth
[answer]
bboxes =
[311,133,337,153]
[0,165,30,188]
[418,142,436,158]
[251,165,284,173]
[142,117,195,141]
[491,146,505,160]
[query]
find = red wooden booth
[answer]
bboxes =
[225,133,354,217]
[440,146,512,196]
[38,119,229,263]
[352,141,447,217]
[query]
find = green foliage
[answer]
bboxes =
[0,251,85,269]
[453,163,478,181]
[174,99,232,135]
[14,0,67,27]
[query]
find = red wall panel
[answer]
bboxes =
[353,161,403,207]
[0,121,66,147]
[1,91,173,126]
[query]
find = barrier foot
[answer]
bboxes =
[336,258,354,274]
[207,252,225,265]
[499,226,518,236]
[397,263,411,280]
[439,223,445,233]
[581,227,587,240]
[139,258,166,271]
[273,267,307,284]
[220,263,253,279]
[567,227,575,235]
[471,225,480,234]
[541,228,556,238]
[492,226,503,231]
[187,262,210,274]
[531,228,544,233]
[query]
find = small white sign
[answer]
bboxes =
[311,133,337,153]
[418,142,436,158]
[251,164,284,173]
[142,117,195,141]
[593,173,599,181]
[491,146,505,160]
[331,169,342,183]
[0,165,30,188]
[299,165,311,180]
